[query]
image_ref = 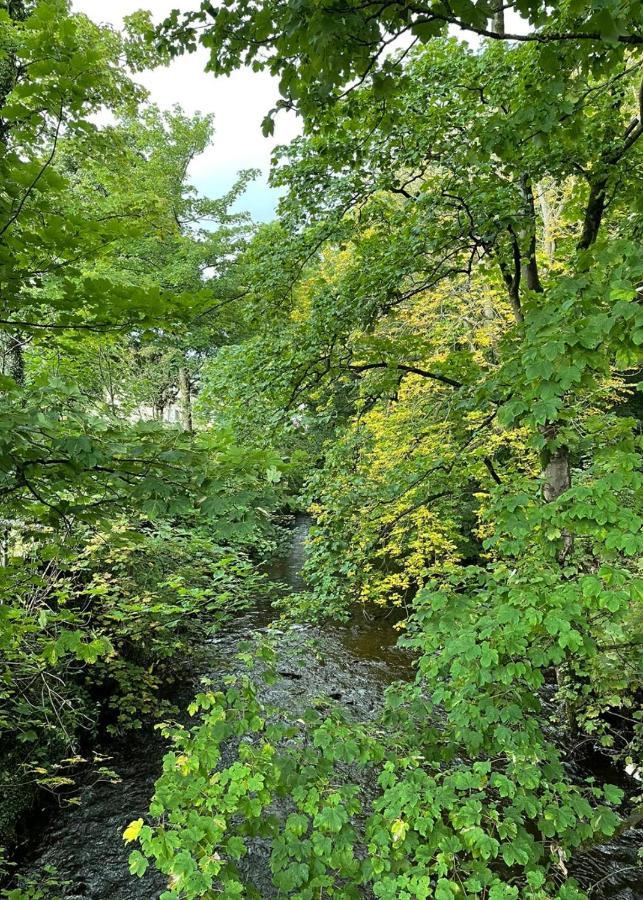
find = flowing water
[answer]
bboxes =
[17,517,643,898]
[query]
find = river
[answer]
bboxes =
[18,516,643,898]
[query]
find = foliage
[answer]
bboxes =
[153,0,643,132]
[127,3,643,898]
[129,651,629,899]
[0,0,290,869]
[1,0,642,896]
[0,419,288,826]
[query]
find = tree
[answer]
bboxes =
[42,103,257,425]
[153,0,643,131]
[130,8,643,898]
[0,2,290,862]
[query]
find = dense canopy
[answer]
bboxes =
[0,1,641,899]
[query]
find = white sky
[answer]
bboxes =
[73,3,524,221]
[73,0,301,221]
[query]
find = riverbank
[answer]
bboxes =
[14,517,415,897]
[12,517,642,899]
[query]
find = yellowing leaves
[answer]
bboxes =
[391,818,409,844]
[176,754,190,774]
[123,818,144,843]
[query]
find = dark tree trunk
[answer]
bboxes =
[519,177,543,293]
[578,178,607,251]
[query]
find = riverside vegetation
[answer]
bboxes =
[0,1,642,898]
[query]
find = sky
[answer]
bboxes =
[73,3,525,222]
[73,0,301,221]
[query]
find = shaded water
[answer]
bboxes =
[17,517,643,898]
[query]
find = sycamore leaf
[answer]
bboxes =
[123,818,144,843]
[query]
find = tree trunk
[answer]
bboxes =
[578,177,607,251]
[536,181,557,264]
[542,426,573,563]
[542,446,571,503]
[543,429,575,728]
[178,366,193,433]
[519,177,543,293]
[489,0,505,34]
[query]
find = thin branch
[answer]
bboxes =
[483,456,503,484]
[0,101,64,239]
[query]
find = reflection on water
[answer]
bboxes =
[262,515,310,597]
[265,515,414,683]
[337,606,412,682]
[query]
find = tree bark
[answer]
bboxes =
[519,177,543,293]
[542,446,571,503]
[178,365,193,433]
[542,425,573,564]
[498,233,524,324]
[489,0,505,34]
[578,177,607,251]
[536,181,557,264]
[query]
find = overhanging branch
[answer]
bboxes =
[348,362,463,388]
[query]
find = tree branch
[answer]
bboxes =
[348,361,462,388]
[0,101,64,239]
